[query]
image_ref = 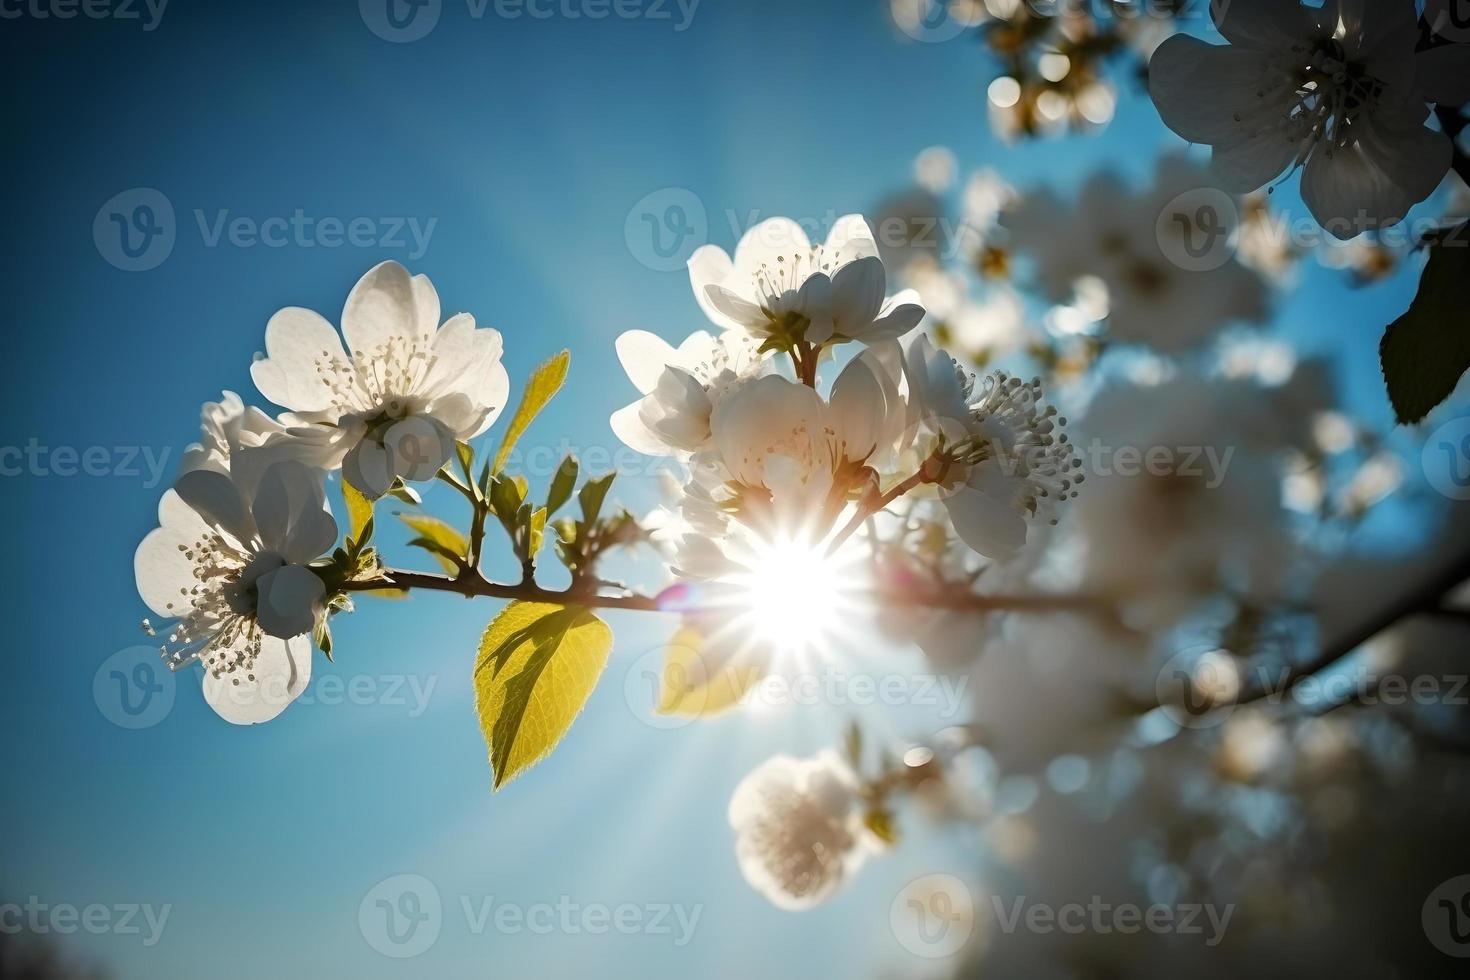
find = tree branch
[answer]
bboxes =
[1235,547,1470,707]
[340,566,1099,616]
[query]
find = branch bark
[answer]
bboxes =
[340,567,1099,616]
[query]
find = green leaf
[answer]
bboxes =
[397,513,468,574]
[528,506,548,557]
[473,601,613,789]
[489,475,527,527]
[313,618,333,661]
[578,472,615,524]
[1381,223,1470,423]
[455,441,475,483]
[655,626,765,718]
[387,481,422,506]
[493,350,570,474]
[343,481,374,541]
[863,808,899,845]
[546,455,579,514]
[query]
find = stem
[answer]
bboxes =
[341,566,1097,616]
[825,469,931,556]
[345,569,664,610]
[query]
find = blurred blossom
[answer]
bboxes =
[1069,375,1301,625]
[1217,710,1287,783]
[728,751,876,910]
[1334,452,1403,517]
[1311,411,1357,455]
[944,288,1029,362]
[1235,191,1299,286]
[1218,335,1297,386]
[913,145,958,194]
[1317,236,1399,286]
[1000,157,1270,352]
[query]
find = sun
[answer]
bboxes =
[729,536,849,655]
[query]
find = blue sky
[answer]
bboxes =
[0,1,1455,977]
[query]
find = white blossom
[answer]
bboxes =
[1149,0,1470,237]
[690,215,925,349]
[676,352,904,552]
[902,335,1080,561]
[728,751,872,910]
[135,396,337,724]
[999,156,1270,350]
[250,261,510,498]
[608,329,764,457]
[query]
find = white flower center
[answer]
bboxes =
[146,530,268,683]
[1250,41,1387,165]
[315,335,439,416]
[960,371,1083,525]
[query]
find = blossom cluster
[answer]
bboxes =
[609,214,1081,579]
[136,262,510,723]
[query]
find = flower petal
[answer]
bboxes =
[615,329,678,394]
[704,284,767,329]
[688,245,740,331]
[1149,35,1278,147]
[341,439,394,499]
[251,307,349,413]
[251,460,336,565]
[201,634,312,725]
[829,256,886,338]
[1300,118,1448,237]
[611,401,675,455]
[174,468,253,543]
[944,484,1027,561]
[255,564,325,639]
[341,261,428,356]
[1416,44,1470,106]
[822,213,880,263]
[1212,0,1313,49]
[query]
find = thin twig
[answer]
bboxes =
[340,566,1099,616]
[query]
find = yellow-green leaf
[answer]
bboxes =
[343,480,374,541]
[474,601,612,789]
[655,626,766,718]
[398,513,468,574]
[493,350,570,474]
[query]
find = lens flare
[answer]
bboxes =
[729,536,847,655]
